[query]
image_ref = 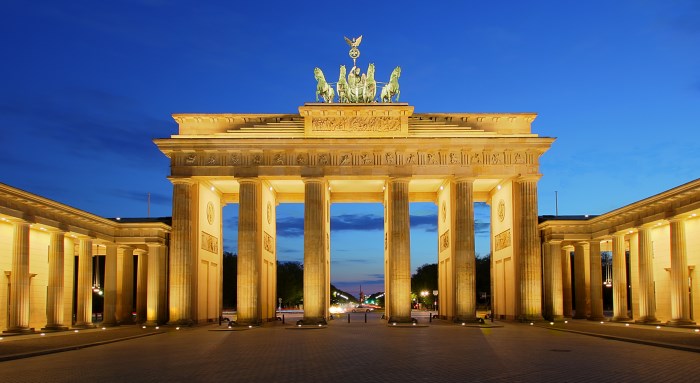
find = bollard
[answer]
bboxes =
[347,313,350,323]
[429,313,432,323]
[364,312,367,323]
[282,314,285,324]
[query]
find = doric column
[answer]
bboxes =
[612,232,630,321]
[454,178,476,321]
[387,178,412,323]
[543,240,563,321]
[158,245,168,324]
[636,224,657,323]
[303,178,328,324]
[237,179,262,325]
[135,249,148,323]
[588,240,604,321]
[514,177,543,320]
[146,243,166,325]
[102,243,118,326]
[668,217,694,325]
[573,242,588,319]
[44,230,67,330]
[561,245,573,318]
[75,238,95,328]
[118,247,135,324]
[168,179,195,325]
[7,220,31,332]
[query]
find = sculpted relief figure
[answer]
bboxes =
[347,66,364,103]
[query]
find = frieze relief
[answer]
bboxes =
[201,231,219,253]
[312,116,401,132]
[494,229,511,251]
[174,150,534,167]
[264,232,274,254]
[439,230,450,252]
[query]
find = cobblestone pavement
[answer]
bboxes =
[1,313,699,383]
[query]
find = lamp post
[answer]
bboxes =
[433,290,438,316]
[420,291,429,311]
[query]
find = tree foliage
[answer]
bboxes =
[277,261,304,308]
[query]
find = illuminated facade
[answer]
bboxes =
[155,103,554,324]
[0,183,170,332]
[540,179,700,324]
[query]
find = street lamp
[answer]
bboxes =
[420,291,429,310]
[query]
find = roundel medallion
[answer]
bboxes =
[498,199,506,222]
[206,202,214,225]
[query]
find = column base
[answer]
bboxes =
[3,327,35,334]
[546,315,566,322]
[667,319,696,326]
[388,316,415,324]
[518,315,544,322]
[453,316,480,324]
[612,316,631,322]
[635,316,660,324]
[299,317,327,326]
[41,325,70,331]
[101,321,120,327]
[72,323,96,329]
[167,319,194,327]
[587,315,606,322]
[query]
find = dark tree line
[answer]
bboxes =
[222,253,306,309]
[410,254,492,308]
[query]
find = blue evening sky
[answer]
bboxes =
[2,0,698,295]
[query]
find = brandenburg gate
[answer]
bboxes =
[155,103,553,325]
[154,38,554,325]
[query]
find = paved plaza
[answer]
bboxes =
[1,313,699,382]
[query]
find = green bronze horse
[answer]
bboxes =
[363,63,377,103]
[314,67,335,103]
[337,65,349,103]
[380,66,401,103]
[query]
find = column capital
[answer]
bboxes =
[668,214,689,223]
[237,177,261,185]
[454,176,476,183]
[168,177,196,186]
[546,239,563,245]
[516,174,542,182]
[387,177,411,184]
[302,177,326,184]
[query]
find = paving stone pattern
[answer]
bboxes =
[1,314,699,382]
